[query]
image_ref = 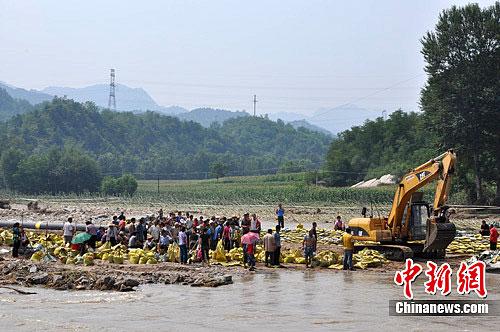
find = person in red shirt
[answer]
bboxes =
[223,221,231,251]
[489,224,498,250]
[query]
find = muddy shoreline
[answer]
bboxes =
[1,250,475,293]
[0,256,237,292]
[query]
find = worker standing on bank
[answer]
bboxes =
[276,204,285,229]
[63,217,75,245]
[342,227,355,270]
[490,224,498,250]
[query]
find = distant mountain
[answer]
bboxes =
[268,112,307,123]
[309,105,381,134]
[0,82,382,134]
[42,84,184,115]
[177,108,249,127]
[268,104,382,134]
[288,120,332,136]
[267,112,333,135]
[0,88,34,121]
[0,82,52,105]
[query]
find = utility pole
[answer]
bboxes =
[253,94,257,116]
[157,175,160,194]
[108,68,116,110]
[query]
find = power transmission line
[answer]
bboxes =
[253,94,257,116]
[108,69,116,110]
[309,74,423,119]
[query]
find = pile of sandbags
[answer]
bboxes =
[447,234,490,255]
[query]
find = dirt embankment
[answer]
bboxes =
[0,257,234,292]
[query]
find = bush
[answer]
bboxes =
[101,174,138,196]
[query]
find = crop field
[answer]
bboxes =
[136,174,402,206]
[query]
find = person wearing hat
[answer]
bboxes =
[143,234,156,250]
[231,215,240,227]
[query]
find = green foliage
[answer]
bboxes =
[1,147,101,194]
[420,2,499,203]
[324,110,435,186]
[0,98,332,181]
[100,174,138,196]
[209,161,228,180]
[0,88,33,121]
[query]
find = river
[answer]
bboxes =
[0,270,498,331]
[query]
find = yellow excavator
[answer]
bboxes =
[348,150,457,260]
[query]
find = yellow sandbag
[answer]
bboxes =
[30,251,44,262]
[167,242,180,262]
[113,255,124,264]
[284,256,295,263]
[296,257,306,264]
[146,258,158,264]
[129,255,140,264]
[213,240,227,262]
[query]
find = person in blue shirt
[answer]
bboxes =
[214,221,223,249]
[276,203,285,228]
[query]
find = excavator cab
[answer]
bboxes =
[407,193,456,254]
[408,202,429,241]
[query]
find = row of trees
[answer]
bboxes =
[325,3,499,204]
[0,146,137,195]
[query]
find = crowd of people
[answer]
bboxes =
[11,205,358,270]
[61,209,287,270]
[18,206,499,272]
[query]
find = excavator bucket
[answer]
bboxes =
[423,221,456,252]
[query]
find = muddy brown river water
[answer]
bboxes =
[0,269,498,331]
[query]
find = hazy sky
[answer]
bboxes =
[0,0,495,117]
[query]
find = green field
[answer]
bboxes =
[135,174,400,206]
[2,173,463,207]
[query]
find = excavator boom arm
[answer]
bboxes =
[387,150,456,231]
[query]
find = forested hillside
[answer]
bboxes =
[0,97,331,187]
[0,88,34,121]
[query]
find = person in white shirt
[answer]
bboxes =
[63,217,75,245]
[178,227,188,264]
[148,221,161,242]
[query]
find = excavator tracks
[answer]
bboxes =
[354,244,414,261]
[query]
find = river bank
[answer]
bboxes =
[0,256,235,291]
[1,248,475,293]
[1,270,499,332]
